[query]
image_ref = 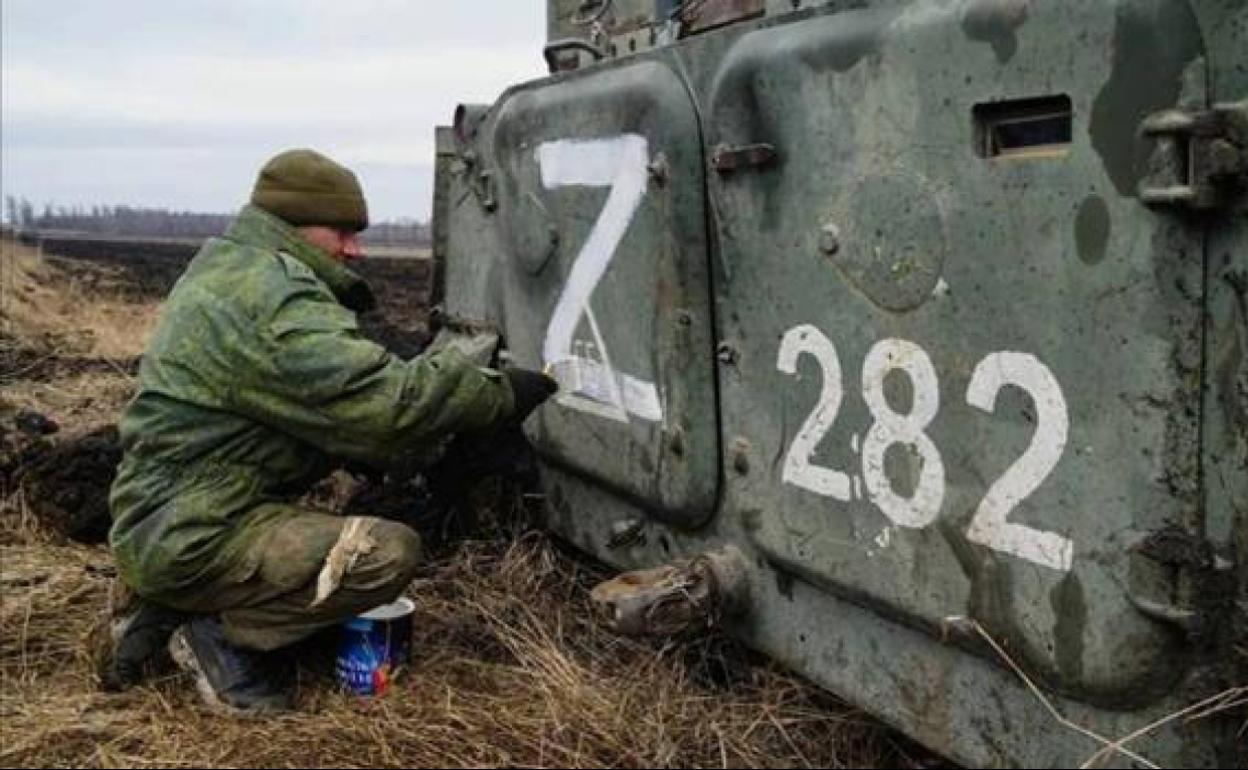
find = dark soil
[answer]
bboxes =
[3,424,121,543]
[36,237,435,358]
[34,240,192,301]
[355,256,434,358]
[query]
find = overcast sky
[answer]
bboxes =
[1,1,548,222]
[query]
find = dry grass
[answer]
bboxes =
[1,237,162,362]
[0,235,918,768]
[2,371,137,433]
[0,497,912,768]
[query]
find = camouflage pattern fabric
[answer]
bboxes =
[109,204,514,611]
[207,510,421,651]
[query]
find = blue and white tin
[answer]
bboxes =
[335,596,415,695]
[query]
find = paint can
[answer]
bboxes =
[335,596,414,696]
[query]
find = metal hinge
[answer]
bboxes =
[1139,100,1248,210]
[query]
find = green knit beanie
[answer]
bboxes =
[250,149,369,231]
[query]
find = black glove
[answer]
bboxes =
[505,368,558,423]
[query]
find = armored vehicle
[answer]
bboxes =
[431,0,1247,765]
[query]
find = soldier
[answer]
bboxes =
[104,149,556,712]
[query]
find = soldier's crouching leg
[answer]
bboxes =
[214,511,422,652]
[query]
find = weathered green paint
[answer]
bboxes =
[1074,194,1110,265]
[704,0,1209,706]
[438,1,1245,765]
[444,59,721,529]
[1189,1,1248,726]
[1049,570,1088,685]
[959,0,1029,64]
[1089,0,1204,197]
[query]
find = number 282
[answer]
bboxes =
[776,325,1074,572]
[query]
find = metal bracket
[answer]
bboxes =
[543,38,607,73]
[472,169,497,213]
[1139,100,1248,210]
[1126,526,1233,639]
[454,144,498,214]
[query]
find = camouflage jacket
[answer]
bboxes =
[109,205,514,602]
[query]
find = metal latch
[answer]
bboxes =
[1139,100,1248,209]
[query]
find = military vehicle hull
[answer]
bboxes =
[433,1,1247,765]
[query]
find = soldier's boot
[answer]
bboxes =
[101,598,188,691]
[168,615,294,714]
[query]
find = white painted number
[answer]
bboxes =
[861,339,945,528]
[965,352,1073,572]
[777,325,851,500]
[536,134,663,424]
[776,329,1073,571]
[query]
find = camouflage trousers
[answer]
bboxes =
[159,509,422,651]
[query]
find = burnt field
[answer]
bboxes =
[0,233,924,768]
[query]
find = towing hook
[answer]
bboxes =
[589,545,751,637]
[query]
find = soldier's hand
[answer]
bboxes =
[505,368,559,422]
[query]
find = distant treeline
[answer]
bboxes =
[3,196,430,247]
